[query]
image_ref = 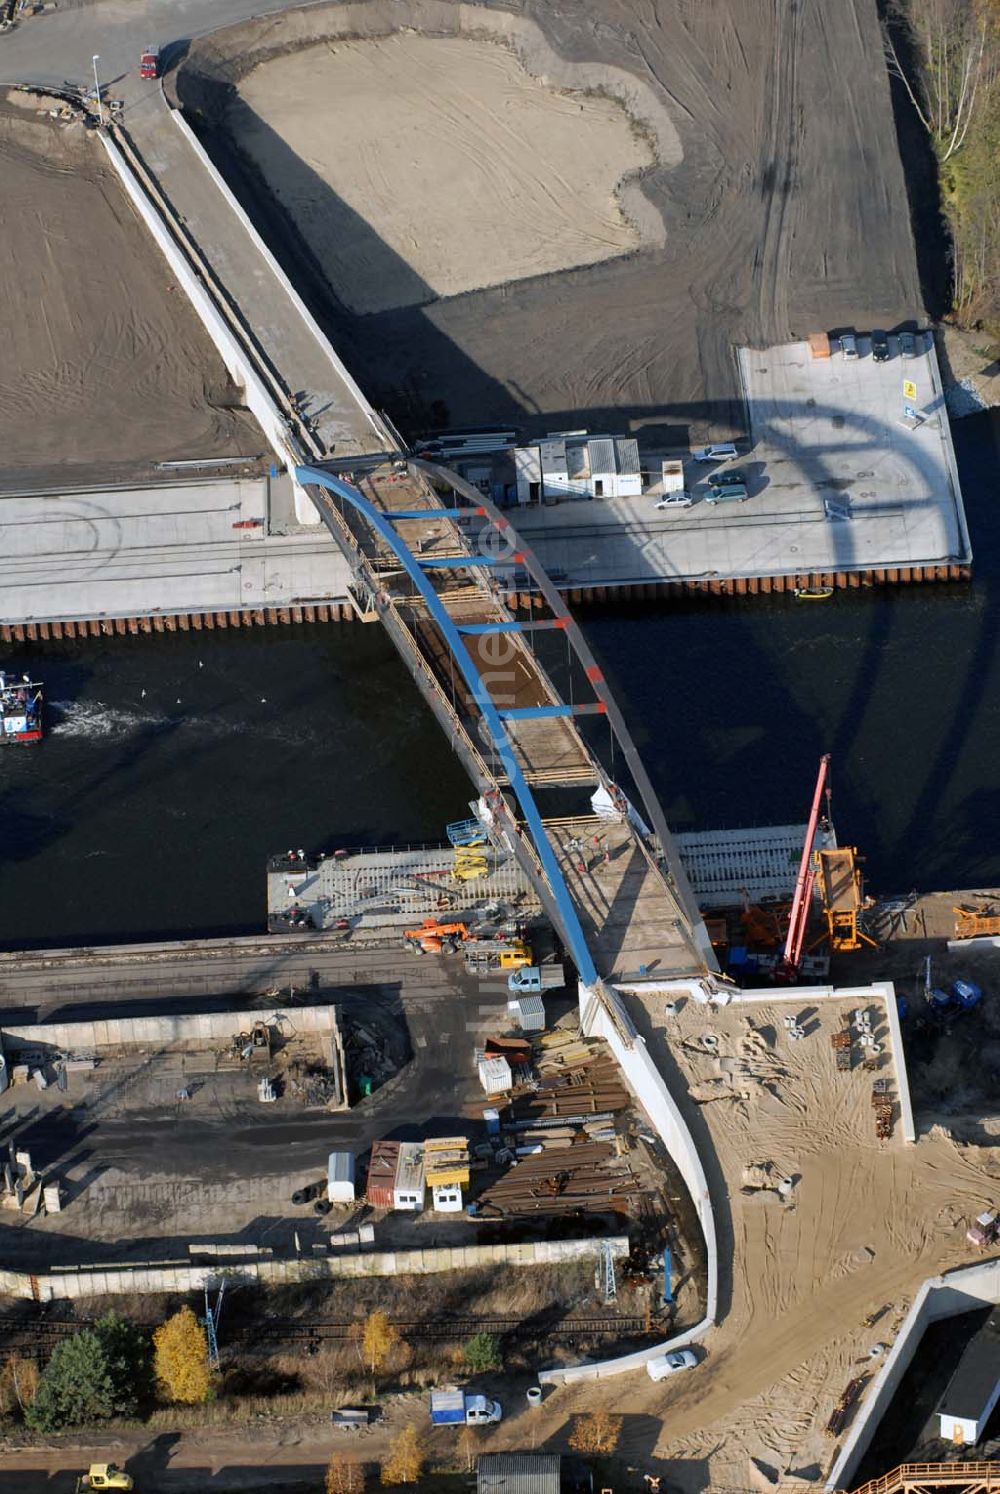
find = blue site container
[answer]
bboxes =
[896,995,909,1020]
[728,946,748,968]
[953,979,983,1011]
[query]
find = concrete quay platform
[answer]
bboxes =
[500,335,972,599]
[0,475,352,633]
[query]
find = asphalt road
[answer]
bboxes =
[0,0,309,96]
[0,934,513,1267]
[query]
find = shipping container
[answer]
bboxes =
[366,1139,401,1209]
[808,331,831,359]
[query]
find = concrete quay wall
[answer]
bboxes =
[1,1003,339,1055]
[826,1257,1000,1490]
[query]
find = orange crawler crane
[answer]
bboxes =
[813,845,878,952]
[404,919,469,954]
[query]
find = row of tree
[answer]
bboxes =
[885,0,1000,326]
[2,1309,505,1433]
[326,1410,625,1492]
[2,1308,212,1431]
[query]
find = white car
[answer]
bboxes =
[655,492,693,510]
[692,443,738,463]
[647,1349,698,1381]
[840,332,859,359]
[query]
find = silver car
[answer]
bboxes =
[692,442,739,463]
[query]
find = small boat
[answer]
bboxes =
[0,670,43,744]
[794,586,834,600]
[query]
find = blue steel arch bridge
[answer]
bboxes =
[294,458,718,1015]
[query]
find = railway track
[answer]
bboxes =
[247,1314,650,1343]
[0,1312,651,1356]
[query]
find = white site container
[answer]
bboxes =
[508,995,546,1033]
[392,1141,426,1212]
[478,1056,512,1095]
[327,1151,356,1204]
[432,1181,464,1213]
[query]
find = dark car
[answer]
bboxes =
[899,331,919,359]
[871,330,890,362]
[710,467,749,488]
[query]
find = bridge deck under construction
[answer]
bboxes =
[299,458,713,986]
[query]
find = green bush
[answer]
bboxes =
[462,1332,502,1374]
[26,1314,150,1431]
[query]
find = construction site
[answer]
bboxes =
[0,0,999,1490]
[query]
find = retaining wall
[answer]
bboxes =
[98,131,305,490]
[1,1004,337,1054]
[536,985,717,1384]
[170,105,389,500]
[0,1235,627,1303]
[826,1257,1000,1490]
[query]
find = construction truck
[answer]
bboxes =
[77,1466,134,1492]
[507,964,564,993]
[404,919,468,954]
[465,942,532,974]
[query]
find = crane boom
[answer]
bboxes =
[779,754,830,978]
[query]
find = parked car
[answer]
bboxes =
[899,331,919,359]
[840,332,858,359]
[655,492,693,510]
[692,442,739,463]
[709,468,749,488]
[871,329,890,362]
[646,1349,698,1381]
[704,483,749,504]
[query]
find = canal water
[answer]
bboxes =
[1,411,997,951]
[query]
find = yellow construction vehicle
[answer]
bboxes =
[76,1467,134,1492]
[954,905,1000,940]
[403,919,469,954]
[452,846,490,883]
[465,942,532,974]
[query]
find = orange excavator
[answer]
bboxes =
[404,918,469,954]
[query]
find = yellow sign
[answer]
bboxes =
[903,379,917,400]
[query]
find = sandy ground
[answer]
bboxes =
[176,0,922,441]
[0,92,261,490]
[525,988,1000,1491]
[236,35,657,315]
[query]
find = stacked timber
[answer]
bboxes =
[534,1030,598,1072]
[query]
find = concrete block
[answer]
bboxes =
[43,1183,62,1214]
[11,1065,28,1084]
[32,1068,48,1090]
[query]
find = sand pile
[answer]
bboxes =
[232,34,658,315]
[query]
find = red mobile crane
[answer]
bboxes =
[774,754,830,983]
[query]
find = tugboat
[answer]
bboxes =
[0,671,43,744]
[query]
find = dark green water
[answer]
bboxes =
[1,411,997,950]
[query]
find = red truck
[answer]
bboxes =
[139,47,160,80]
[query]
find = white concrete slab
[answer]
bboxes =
[0,478,351,622]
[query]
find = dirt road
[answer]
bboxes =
[175,0,922,442]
